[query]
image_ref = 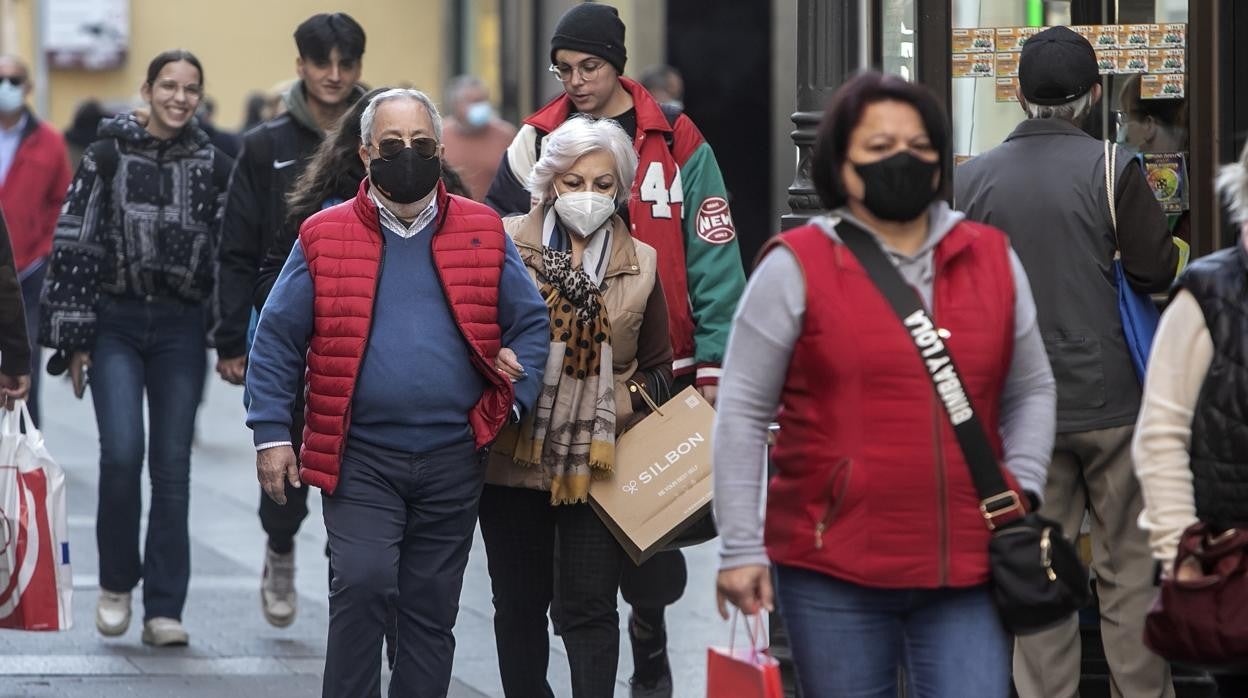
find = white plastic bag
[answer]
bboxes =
[0,400,73,630]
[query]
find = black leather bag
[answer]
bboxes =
[837,220,1090,635]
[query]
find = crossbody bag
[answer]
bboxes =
[835,219,1090,635]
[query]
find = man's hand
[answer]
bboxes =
[698,384,718,407]
[257,446,300,505]
[716,564,774,619]
[0,373,30,411]
[494,347,527,382]
[216,355,247,385]
[69,352,91,400]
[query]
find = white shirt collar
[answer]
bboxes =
[369,187,439,239]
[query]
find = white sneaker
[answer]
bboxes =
[95,589,131,637]
[261,544,297,627]
[141,617,189,646]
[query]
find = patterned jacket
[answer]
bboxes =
[40,115,232,351]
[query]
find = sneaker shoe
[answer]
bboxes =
[95,589,132,637]
[261,543,297,627]
[141,617,189,646]
[628,611,673,698]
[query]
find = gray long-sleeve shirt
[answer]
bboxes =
[713,203,1057,571]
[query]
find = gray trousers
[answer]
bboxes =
[321,437,486,698]
[1013,424,1174,698]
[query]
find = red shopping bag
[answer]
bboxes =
[0,401,73,631]
[707,612,783,698]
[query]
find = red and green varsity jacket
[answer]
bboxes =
[485,78,745,386]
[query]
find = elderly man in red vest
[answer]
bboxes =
[245,88,549,698]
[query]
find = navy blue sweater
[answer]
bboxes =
[246,210,549,453]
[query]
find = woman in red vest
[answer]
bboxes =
[712,72,1057,696]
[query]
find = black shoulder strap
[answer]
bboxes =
[835,220,1024,529]
[658,102,682,148]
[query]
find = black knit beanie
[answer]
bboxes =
[550,3,627,75]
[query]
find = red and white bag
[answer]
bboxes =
[0,400,72,630]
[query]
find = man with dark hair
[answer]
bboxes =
[0,54,71,426]
[214,11,366,630]
[956,26,1177,698]
[486,4,746,696]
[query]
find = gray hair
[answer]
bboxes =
[1218,140,1248,225]
[528,116,638,205]
[360,88,442,146]
[1024,90,1096,123]
[444,74,485,110]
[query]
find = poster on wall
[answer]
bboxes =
[43,0,129,70]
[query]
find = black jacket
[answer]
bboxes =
[40,115,232,352]
[956,118,1177,433]
[0,210,29,375]
[1178,244,1248,529]
[213,83,365,358]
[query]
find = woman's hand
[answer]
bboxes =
[1174,556,1203,583]
[69,352,92,400]
[716,564,774,619]
[495,348,527,382]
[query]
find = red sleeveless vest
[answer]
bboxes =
[764,220,1021,588]
[297,180,514,493]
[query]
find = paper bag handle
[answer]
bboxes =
[627,380,665,417]
[728,610,768,657]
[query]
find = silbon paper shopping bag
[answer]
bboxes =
[589,386,714,565]
[0,401,73,630]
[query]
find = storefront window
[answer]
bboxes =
[881,0,916,80]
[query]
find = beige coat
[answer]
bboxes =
[486,207,663,491]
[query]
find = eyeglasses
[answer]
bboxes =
[372,136,439,161]
[0,76,24,88]
[548,58,606,83]
[153,80,202,100]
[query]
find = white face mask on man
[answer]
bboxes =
[553,190,616,238]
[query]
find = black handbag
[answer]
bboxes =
[836,219,1091,635]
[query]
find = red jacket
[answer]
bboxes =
[1,113,70,273]
[765,221,1023,589]
[296,180,514,493]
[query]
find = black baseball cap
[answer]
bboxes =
[1019,26,1099,105]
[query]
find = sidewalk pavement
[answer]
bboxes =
[0,363,726,696]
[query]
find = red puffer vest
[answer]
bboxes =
[297,179,514,493]
[765,220,1022,589]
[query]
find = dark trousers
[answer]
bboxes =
[92,297,206,620]
[257,395,308,554]
[321,438,486,698]
[478,485,626,698]
[19,263,45,425]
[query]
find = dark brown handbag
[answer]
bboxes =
[1144,522,1248,669]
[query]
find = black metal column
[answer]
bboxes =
[781,0,866,231]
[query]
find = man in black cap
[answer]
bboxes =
[484,3,747,698]
[956,25,1176,698]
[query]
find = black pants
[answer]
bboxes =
[479,485,626,698]
[258,398,307,554]
[321,438,486,698]
[1215,673,1248,696]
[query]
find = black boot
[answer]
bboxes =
[628,608,673,698]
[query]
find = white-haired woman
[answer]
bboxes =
[480,115,673,698]
[1132,139,1248,693]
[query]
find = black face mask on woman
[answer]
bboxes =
[370,148,441,204]
[851,151,941,222]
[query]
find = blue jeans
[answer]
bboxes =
[775,565,1010,698]
[91,296,206,621]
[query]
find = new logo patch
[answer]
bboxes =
[695,197,736,244]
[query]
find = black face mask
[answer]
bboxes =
[369,148,441,204]
[851,151,941,222]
